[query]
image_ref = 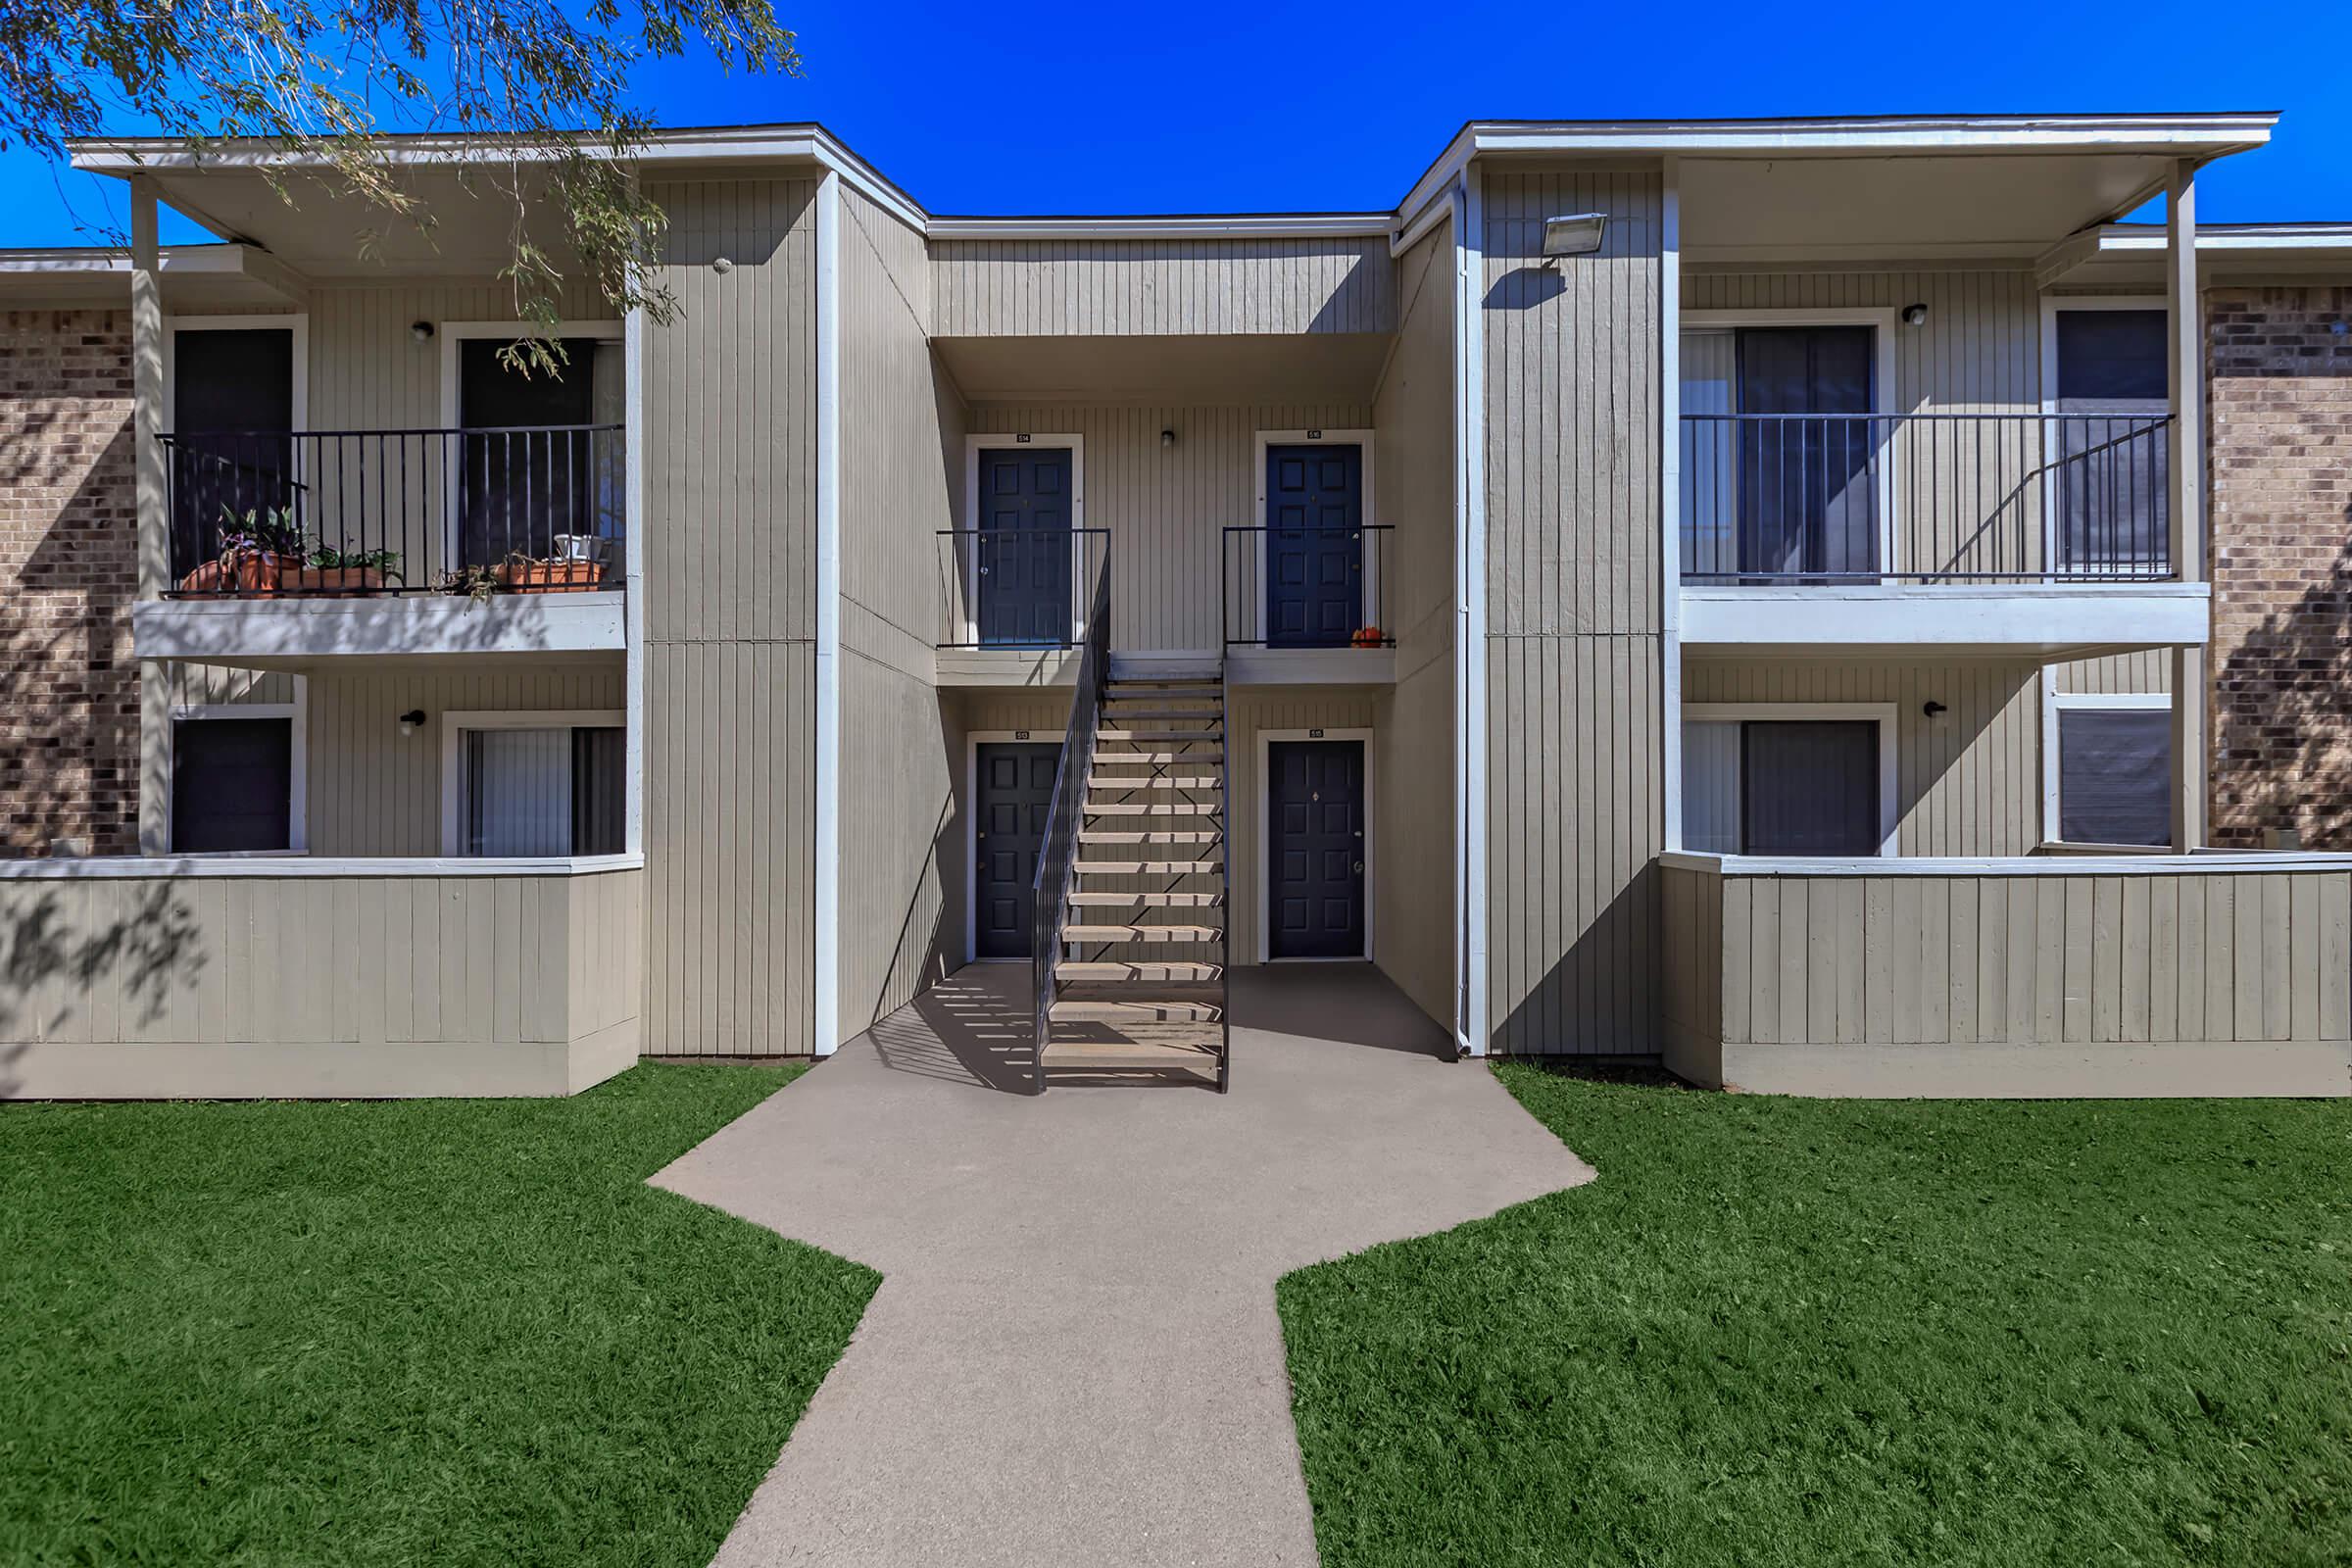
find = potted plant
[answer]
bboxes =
[286,544,402,596]
[494,549,606,594]
[1350,624,1386,648]
[176,507,303,596]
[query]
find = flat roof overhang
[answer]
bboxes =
[133,593,627,669]
[2038,221,2352,288]
[0,243,300,307]
[1679,581,2210,660]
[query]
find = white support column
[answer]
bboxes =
[130,176,172,856]
[812,171,843,1054]
[621,290,647,858]
[1659,157,1685,854]
[1450,166,1490,1058]
[2166,159,2207,852]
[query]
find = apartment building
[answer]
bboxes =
[2,111,2347,1100]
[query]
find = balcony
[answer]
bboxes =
[1659,851,2352,1098]
[135,426,627,666]
[932,527,1108,685]
[1221,522,1396,683]
[1677,413,2207,657]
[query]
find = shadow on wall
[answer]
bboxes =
[2,395,137,858]
[0,882,205,1096]
[2214,519,2352,849]
[1492,865,1658,1056]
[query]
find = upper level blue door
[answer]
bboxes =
[977,447,1073,646]
[1265,444,1362,649]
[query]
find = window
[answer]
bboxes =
[172,715,293,852]
[1685,708,1894,858]
[2048,306,2169,571]
[2051,699,2171,847]
[442,712,624,856]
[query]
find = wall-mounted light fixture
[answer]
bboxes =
[712,256,734,274]
[398,710,427,737]
[1540,213,1608,264]
[1922,700,1948,718]
[1160,428,1176,449]
[410,320,436,343]
[1901,303,1931,327]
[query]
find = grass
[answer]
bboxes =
[1279,1069,2352,1567]
[0,1063,876,1567]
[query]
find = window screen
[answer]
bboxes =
[2058,708,2171,846]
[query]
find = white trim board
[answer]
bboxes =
[2039,676,2174,845]
[1451,168,1489,1058]
[167,685,309,854]
[1657,849,2352,878]
[813,171,843,1055]
[1682,702,1901,858]
[963,728,1057,966]
[0,852,647,880]
[1250,429,1378,649]
[1255,729,1375,964]
[435,318,624,431]
[959,433,1088,647]
[436,708,625,857]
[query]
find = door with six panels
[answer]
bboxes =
[1267,738,1365,959]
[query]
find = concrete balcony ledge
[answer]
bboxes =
[1678,580,2210,659]
[134,591,626,669]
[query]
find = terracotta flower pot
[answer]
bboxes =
[177,551,291,597]
[494,560,605,594]
[283,565,388,597]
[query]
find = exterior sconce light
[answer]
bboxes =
[1922,700,1948,718]
[1901,303,1930,326]
[398,710,427,737]
[410,320,435,343]
[1160,428,1176,449]
[712,257,734,274]
[1540,213,1608,263]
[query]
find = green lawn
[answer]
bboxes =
[0,1064,875,1567]
[1280,1069,2352,1567]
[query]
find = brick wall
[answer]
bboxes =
[2208,285,2352,849]
[0,310,138,857]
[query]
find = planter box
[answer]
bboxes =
[175,552,294,598]
[495,560,605,595]
[282,566,390,597]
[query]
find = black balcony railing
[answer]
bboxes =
[159,425,625,597]
[1221,523,1395,649]
[1679,412,2174,583]
[934,527,1109,649]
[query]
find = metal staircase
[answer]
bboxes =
[1028,578,1231,1090]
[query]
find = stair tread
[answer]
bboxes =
[1086,775,1222,789]
[1089,752,1224,765]
[1074,859,1223,875]
[1040,1040,1223,1071]
[1067,891,1225,906]
[1064,923,1224,942]
[1103,685,1222,698]
[1102,705,1221,717]
[1085,801,1219,815]
[1098,730,1223,743]
[1077,829,1220,844]
[1057,974,1224,992]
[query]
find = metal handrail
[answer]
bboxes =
[1217,664,1233,1092]
[933,527,1110,649]
[1029,563,1112,1094]
[158,424,626,597]
[1221,522,1396,648]
[1678,411,2174,583]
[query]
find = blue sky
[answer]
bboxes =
[4,0,2339,246]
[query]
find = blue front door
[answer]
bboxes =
[1268,739,1365,959]
[1265,444,1362,648]
[977,447,1072,646]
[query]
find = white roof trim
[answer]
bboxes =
[1658,850,2352,878]
[926,214,1391,240]
[0,853,646,880]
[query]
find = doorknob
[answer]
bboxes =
[1352,860,1364,873]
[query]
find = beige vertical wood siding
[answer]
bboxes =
[302,659,623,857]
[1371,222,1455,1029]
[1682,658,2042,857]
[1659,861,1725,1082]
[931,238,1393,337]
[964,403,1371,653]
[1708,866,2351,1052]
[304,279,615,433]
[1685,269,2062,577]
[642,176,819,1055]
[1483,163,1665,1054]
[163,664,294,706]
[2052,652,2172,695]
[0,866,642,1098]
[839,188,967,1031]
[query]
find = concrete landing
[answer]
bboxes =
[652,963,1593,1567]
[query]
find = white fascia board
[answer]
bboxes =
[0,853,646,879]
[1657,849,2352,878]
[926,214,1391,240]
[1678,582,2210,651]
[132,594,627,661]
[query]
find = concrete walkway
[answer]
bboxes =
[652,963,1593,1567]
